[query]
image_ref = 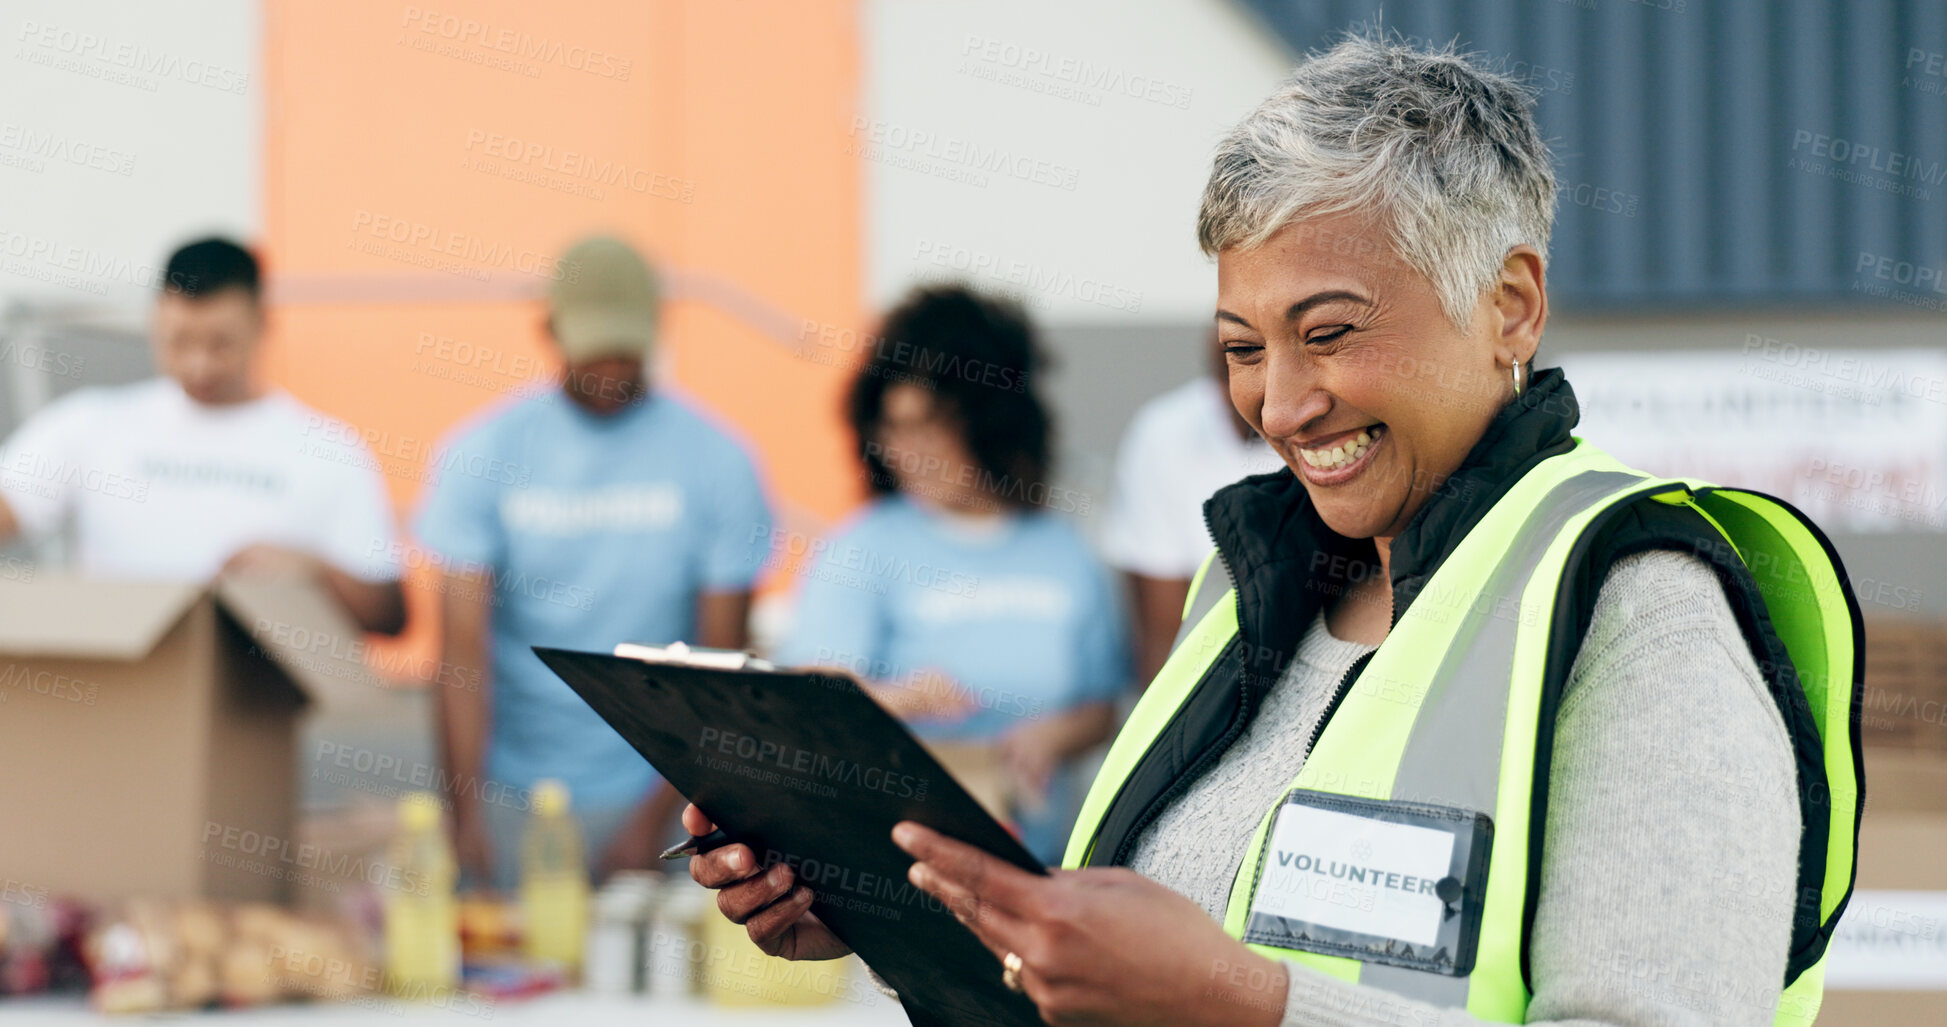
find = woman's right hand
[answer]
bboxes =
[868,668,979,723]
[682,804,853,961]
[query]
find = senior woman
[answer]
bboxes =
[683,36,1863,1027]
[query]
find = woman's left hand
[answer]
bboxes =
[999,702,1118,807]
[893,821,1288,1027]
[998,717,1065,800]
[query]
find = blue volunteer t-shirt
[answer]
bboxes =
[774,495,1128,861]
[415,389,773,809]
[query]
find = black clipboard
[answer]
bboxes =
[533,645,1045,1027]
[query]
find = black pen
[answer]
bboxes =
[659,828,732,861]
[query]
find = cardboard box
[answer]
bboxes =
[1821,619,1947,1019]
[1859,617,1947,751]
[0,575,388,905]
[921,740,1012,824]
[1817,748,1947,1023]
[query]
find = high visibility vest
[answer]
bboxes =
[1063,440,1862,1025]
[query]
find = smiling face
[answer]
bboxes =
[1215,213,1547,542]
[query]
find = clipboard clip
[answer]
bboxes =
[612,640,777,672]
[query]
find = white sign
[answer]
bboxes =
[1250,804,1455,947]
[1824,890,1947,990]
[1557,347,1947,534]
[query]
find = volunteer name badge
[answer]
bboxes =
[1242,790,1492,975]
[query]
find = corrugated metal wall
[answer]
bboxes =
[1235,0,1947,311]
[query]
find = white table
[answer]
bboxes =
[0,989,913,1024]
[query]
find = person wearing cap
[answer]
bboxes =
[0,237,407,633]
[415,236,774,889]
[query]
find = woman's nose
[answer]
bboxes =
[1257,358,1330,441]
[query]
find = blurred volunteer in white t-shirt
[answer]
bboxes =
[1101,332,1284,682]
[0,237,406,634]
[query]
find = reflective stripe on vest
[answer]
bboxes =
[1062,441,1859,1026]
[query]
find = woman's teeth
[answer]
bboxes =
[1301,428,1378,470]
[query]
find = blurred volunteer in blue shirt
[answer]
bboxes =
[775,287,1127,864]
[416,236,773,889]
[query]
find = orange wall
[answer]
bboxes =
[260,0,864,680]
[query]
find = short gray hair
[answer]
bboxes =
[1198,32,1557,329]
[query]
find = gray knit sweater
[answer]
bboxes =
[1127,549,1800,1026]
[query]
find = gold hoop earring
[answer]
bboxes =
[1512,357,1525,397]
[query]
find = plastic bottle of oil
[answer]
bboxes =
[520,779,589,974]
[383,791,460,998]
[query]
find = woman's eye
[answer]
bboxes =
[1222,343,1263,359]
[1307,326,1352,345]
